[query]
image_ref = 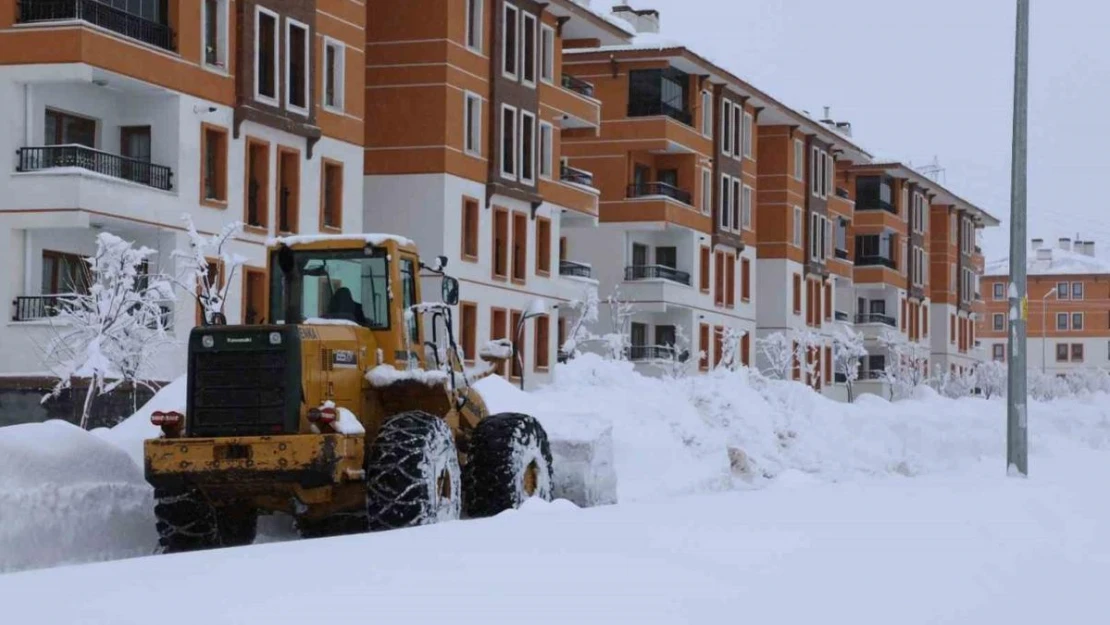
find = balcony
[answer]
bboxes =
[17,145,174,191]
[855,313,897,327]
[12,295,62,322]
[856,198,897,214]
[855,255,896,269]
[18,0,176,51]
[628,344,690,362]
[561,73,595,98]
[559,260,592,279]
[628,100,693,127]
[625,265,691,286]
[560,164,594,187]
[627,182,692,206]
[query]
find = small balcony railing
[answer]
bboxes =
[627,181,692,206]
[561,73,595,98]
[628,344,690,362]
[560,164,594,187]
[16,145,174,191]
[628,100,693,126]
[624,264,691,286]
[834,311,849,322]
[855,255,896,269]
[559,260,592,279]
[834,248,849,260]
[856,198,897,214]
[855,313,896,327]
[18,0,176,51]
[13,295,62,321]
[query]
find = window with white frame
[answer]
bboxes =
[901,187,909,222]
[538,121,553,178]
[203,0,228,69]
[732,178,741,231]
[540,24,555,83]
[793,139,804,180]
[721,100,733,155]
[742,112,753,158]
[720,175,732,231]
[923,252,928,284]
[952,265,958,294]
[701,168,712,216]
[793,206,803,247]
[741,185,752,230]
[1072,312,1084,330]
[701,91,712,137]
[824,153,833,196]
[993,313,1005,331]
[285,18,310,113]
[323,38,345,111]
[1072,281,1084,300]
[823,216,832,258]
[500,105,517,179]
[521,11,537,86]
[503,4,519,78]
[811,148,820,196]
[950,213,957,244]
[466,0,483,52]
[254,6,279,103]
[1056,312,1068,331]
[810,212,821,261]
[732,105,742,161]
[519,110,536,183]
[465,92,482,156]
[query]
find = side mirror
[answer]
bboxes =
[442,277,460,306]
[437,255,449,271]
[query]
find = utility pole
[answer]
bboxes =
[1007,0,1031,477]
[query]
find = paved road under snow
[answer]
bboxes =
[3,452,1109,624]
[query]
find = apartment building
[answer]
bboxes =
[981,238,1110,374]
[0,0,366,380]
[362,0,629,388]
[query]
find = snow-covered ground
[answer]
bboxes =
[2,451,1109,625]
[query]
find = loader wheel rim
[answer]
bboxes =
[438,468,452,502]
[522,461,539,497]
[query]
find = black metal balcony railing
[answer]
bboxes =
[628,345,690,362]
[835,248,850,260]
[624,264,692,286]
[629,100,693,126]
[12,295,62,321]
[855,313,897,327]
[855,255,896,269]
[559,260,592,279]
[834,311,849,322]
[560,164,594,187]
[17,145,174,191]
[856,198,897,214]
[627,181,692,206]
[862,370,886,380]
[561,73,595,98]
[19,0,176,51]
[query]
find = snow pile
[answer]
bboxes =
[269,233,415,248]
[333,407,366,435]
[95,375,186,467]
[478,338,513,360]
[366,364,448,387]
[0,420,155,573]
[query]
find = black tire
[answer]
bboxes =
[365,411,462,531]
[154,489,257,553]
[463,413,554,518]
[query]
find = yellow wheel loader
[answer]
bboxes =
[144,235,553,552]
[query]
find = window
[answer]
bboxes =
[1072,343,1084,362]
[732,178,741,231]
[950,314,956,344]
[460,302,478,363]
[255,7,278,103]
[245,138,269,228]
[835,218,847,253]
[655,246,677,269]
[993,313,1004,331]
[519,111,536,184]
[699,246,710,292]
[512,212,527,282]
[993,344,1005,362]
[462,197,479,261]
[701,91,712,136]
[699,324,710,371]
[44,109,95,147]
[1057,281,1069,299]
[500,105,517,179]
[825,154,833,196]
[714,251,725,306]
[491,308,508,376]
[535,315,550,370]
[726,255,736,308]
[465,93,482,156]
[323,39,345,110]
[742,333,751,367]
[1057,312,1068,331]
[741,185,752,230]
[824,283,832,321]
[540,24,555,83]
[536,217,551,275]
[793,274,802,314]
[41,250,90,295]
[701,168,712,216]
[243,267,266,324]
[993,283,1005,300]
[467,0,483,51]
[720,175,732,231]
[539,122,553,179]
[493,207,509,278]
[823,217,832,259]
[1073,282,1084,300]
[811,148,820,196]
[741,258,751,301]
[1072,313,1084,331]
[321,159,343,230]
[627,67,691,122]
[510,310,524,379]
[203,0,227,68]
[521,11,537,86]
[715,327,725,368]
[793,206,803,247]
[742,112,753,158]
[200,124,227,205]
[733,105,742,161]
[721,100,733,155]
[503,4,519,78]
[793,139,804,180]
[197,258,223,325]
[1056,343,1069,362]
[276,147,300,233]
[810,212,821,261]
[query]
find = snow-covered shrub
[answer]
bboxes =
[975,361,1007,399]
[757,332,793,380]
[174,215,245,325]
[878,329,930,401]
[1028,369,1069,401]
[713,327,746,373]
[937,366,977,399]
[832,326,867,402]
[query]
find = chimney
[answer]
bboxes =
[1084,241,1096,257]
[1058,237,1071,252]
[1036,248,1052,262]
[1031,237,1043,251]
[835,121,853,137]
[611,5,660,34]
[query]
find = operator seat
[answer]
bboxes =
[325,287,368,326]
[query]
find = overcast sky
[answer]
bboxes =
[593,0,1110,261]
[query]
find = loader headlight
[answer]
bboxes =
[202,335,215,348]
[269,332,282,345]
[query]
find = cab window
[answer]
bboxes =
[271,248,389,329]
[400,257,419,344]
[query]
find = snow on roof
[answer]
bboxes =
[985,246,1110,277]
[268,233,415,248]
[564,0,637,36]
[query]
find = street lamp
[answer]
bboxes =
[1041,286,1057,373]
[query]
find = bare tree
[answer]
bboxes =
[757,332,794,380]
[877,329,930,400]
[793,329,823,386]
[603,286,635,361]
[714,327,747,372]
[173,214,246,325]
